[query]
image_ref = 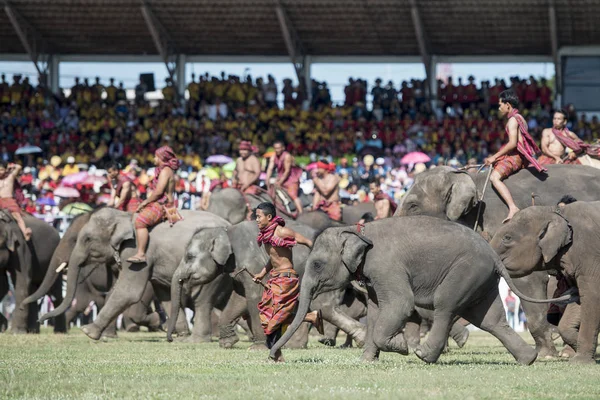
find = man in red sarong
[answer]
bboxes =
[128,146,179,264]
[0,162,31,240]
[251,202,323,362]
[368,179,397,219]
[266,141,304,214]
[312,160,342,221]
[484,90,547,223]
[107,162,141,213]
[539,109,600,165]
[232,140,261,195]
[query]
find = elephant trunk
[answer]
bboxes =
[269,279,314,358]
[39,257,80,322]
[494,259,577,304]
[22,258,66,306]
[167,276,185,342]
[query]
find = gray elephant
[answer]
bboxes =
[40,208,230,340]
[0,210,62,333]
[168,220,368,349]
[271,217,574,364]
[490,201,600,364]
[395,164,600,357]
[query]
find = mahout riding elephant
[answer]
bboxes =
[271,217,574,364]
[167,220,368,349]
[39,208,230,340]
[23,212,170,337]
[491,201,600,364]
[394,164,600,357]
[0,210,62,333]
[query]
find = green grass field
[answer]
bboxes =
[0,329,597,399]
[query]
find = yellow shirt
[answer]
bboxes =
[62,164,80,176]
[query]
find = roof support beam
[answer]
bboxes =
[548,0,561,101]
[3,1,48,79]
[409,0,433,101]
[275,2,310,101]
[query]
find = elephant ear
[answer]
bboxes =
[210,229,232,267]
[538,214,572,264]
[446,171,477,221]
[340,230,373,275]
[110,219,135,251]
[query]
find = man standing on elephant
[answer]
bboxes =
[232,140,261,195]
[539,109,599,166]
[0,161,31,241]
[484,90,547,223]
[107,162,141,213]
[312,160,342,221]
[252,202,323,362]
[266,141,304,214]
[127,146,179,264]
[369,179,397,219]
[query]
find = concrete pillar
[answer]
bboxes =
[49,54,60,94]
[175,54,186,99]
[303,55,312,104]
[429,55,438,108]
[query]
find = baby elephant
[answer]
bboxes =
[271,216,574,364]
[491,201,600,364]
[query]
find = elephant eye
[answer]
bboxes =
[312,261,323,272]
[185,253,195,263]
[502,234,512,243]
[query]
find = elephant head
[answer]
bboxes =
[206,188,249,225]
[269,227,372,358]
[167,227,235,341]
[491,206,572,278]
[40,208,134,322]
[396,167,477,221]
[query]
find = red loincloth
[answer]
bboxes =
[315,200,342,221]
[134,202,165,229]
[241,185,261,195]
[494,151,525,180]
[0,197,21,214]
[538,155,581,166]
[258,269,300,335]
[119,197,142,213]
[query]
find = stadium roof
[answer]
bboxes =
[1,0,599,58]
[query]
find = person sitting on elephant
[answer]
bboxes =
[232,140,261,195]
[266,141,304,215]
[251,202,323,362]
[484,90,547,223]
[107,162,141,213]
[369,178,397,219]
[128,146,180,264]
[0,162,31,241]
[312,160,342,221]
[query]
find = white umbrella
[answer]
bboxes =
[15,145,43,155]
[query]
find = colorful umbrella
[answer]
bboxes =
[222,162,236,172]
[36,197,56,206]
[15,145,43,155]
[54,186,80,198]
[206,155,233,165]
[61,202,93,216]
[400,151,431,165]
[61,172,89,186]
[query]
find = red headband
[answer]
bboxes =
[317,161,335,172]
[239,141,252,151]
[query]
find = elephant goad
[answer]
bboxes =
[271,217,575,364]
[491,201,600,364]
[395,164,600,358]
[0,210,61,334]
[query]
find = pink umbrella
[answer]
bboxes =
[83,175,107,186]
[61,172,89,186]
[305,162,318,171]
[400,152,431,165]
[54,186,81,198]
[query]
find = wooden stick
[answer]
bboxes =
[473,167,493,231]
[232,267,269,289]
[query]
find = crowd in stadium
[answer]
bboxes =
[1,71,599,219]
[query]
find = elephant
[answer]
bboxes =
[271,216,574,364]
[394,164,600,357]
[39,208,231,341]
[0,210,62,333]
[168,219,368,350]
[490,201,600,364]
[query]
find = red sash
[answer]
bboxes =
[506,109,547,173]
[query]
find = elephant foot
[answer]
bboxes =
[101,331,119,339]
[338,342,353,349]
[453,328,469,349]
[360,348,380,362]
[559,345,576,358]
[219,335,240,349]
[569,354,596,364]
[125,324,140,333]
[8,326,27,334]
[318,338,336,347]
[515,347,538,366]
[248,342,268,351]
[414,345,439,364]
[406,338,420,352]
[81,323,103,341]
[353,328,366,348]
[537,346,559,359]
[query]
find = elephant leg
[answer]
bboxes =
[50,284,67,333]
[285,322,310,349]
[161,300,190,336]
[243,291,268,350]
[461,291,537,365]
[404,312,422,351]
[513,273,558,358]
[371,282,413,356]
[361,291,380,362]
[449,320,470,348]
[188,292,216,343]
[557,302,580,351]
[218,290,249,348]
[570,284,599,364]
[0,275,8,332]
[81,262,151,340]
[122,298,161,331]
[234,315,254,341]
[319,321,339,347]
[317,289,367,347]
[8,272,29,334]
[414,309,454,363]
[27,301,40,333]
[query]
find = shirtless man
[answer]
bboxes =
[107,162,141,212]
[484,90,547,222]
[312,160,342,221]
[252,202,323,362]
[266,141,304,214]
[539,109,593,165]
[369,179,397,219]
[232,140,261,194]
[0,162,31,240]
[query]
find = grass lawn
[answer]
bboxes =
[0,329,597,399]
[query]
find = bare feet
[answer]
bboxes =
[502,207,520,224]
[23,228,32,241]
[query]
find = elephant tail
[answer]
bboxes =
[494,259,578,305]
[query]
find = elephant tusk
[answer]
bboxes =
[56,262,67,273]
[350,280,368,295]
